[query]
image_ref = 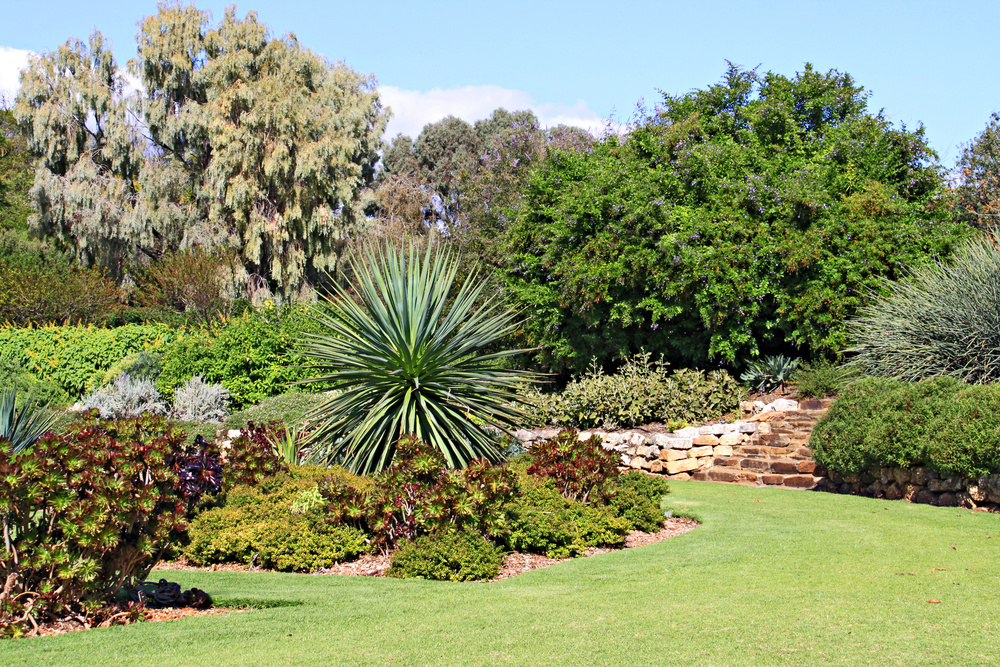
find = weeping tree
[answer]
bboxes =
[14,3,387,296]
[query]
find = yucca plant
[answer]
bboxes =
[297,243,536,474]
[0,386,58,454]
[267,423,309,467]
[845,230,1000,383]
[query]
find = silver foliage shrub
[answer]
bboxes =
[81,373,169,419]
[172,375,231,423]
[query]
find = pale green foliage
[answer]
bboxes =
[298,243,536,474]
[14,4,386,295]
[741,355,800,393]
[524,352,745,430]
[845,230,1000,383]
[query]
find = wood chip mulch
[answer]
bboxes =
[158,516,700,581]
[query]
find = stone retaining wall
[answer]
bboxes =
[816,467,1000,510]
[514,398,832,489]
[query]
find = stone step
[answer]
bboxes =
[710,456,822,476]
[693,466,822,489]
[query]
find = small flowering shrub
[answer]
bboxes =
[0,414,220,633]
[320,435,516,553]
[224,421,288,488]
[526,429,620,504]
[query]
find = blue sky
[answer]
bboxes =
[2,0,998,164]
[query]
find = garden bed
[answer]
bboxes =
[157,517,699,581]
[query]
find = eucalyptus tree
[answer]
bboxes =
[14,4,387,295]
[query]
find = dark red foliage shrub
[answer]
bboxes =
[526,429,620,504]
[225,421,287,488]
[0,413,220,632]
[320,435,515,554]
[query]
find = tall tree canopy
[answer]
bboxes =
[504,64,972,375]
[14,3,386,295]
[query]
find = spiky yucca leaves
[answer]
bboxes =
[741,355,801,393]
[0,386,57,454]
[846,231,1000,383]
[298,243,535,474]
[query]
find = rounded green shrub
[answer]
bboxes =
[812,376,1000,480]
[609,472,671,532]
[388,530,504,582]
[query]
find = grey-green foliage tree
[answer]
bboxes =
[383,115,480,226]
[14,3,387,295]
[954,113,1000,229]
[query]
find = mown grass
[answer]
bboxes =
[4,481,999,666]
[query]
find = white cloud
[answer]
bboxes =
[379,84,605,139]
[0,46,33,104]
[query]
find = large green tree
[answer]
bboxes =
[14,3,386,295]
[504,64,972,375]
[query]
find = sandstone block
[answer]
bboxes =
[673,427,700,438]
[691,470,710,481]
[797,461,817,474]
[714,445,734,457]
[784,475,818,488]
[649,460,663,473]
[741,459,770,470]
[666,458,700,475]
[795,447,812,458]
[708,469,741,483]
[693,435,719,446]
[737,422,757,433]
[718,433,742,447]
[713,457,741,467]
[662,449,688,462]
[653,434,692,449]
[736,471,759,483]
[628,457,644,469]
[689,445,714,458]
[761,474,785,485]
[673,472,692,481]
[771,460,800,475]
[757,423,772,435]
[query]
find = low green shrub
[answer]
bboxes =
[0,353,69,407]
[812,376,1000,480]
[0,414,220,631]
[793,358,851,398]
[0,323,173,399]
[388,531,504,582]
[608,472,671,532]
[184,468,369,572]
[226,391,330,430]
[505,479,630,559]
[524,353,744,429]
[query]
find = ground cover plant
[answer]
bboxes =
[0,413,221,635]
[3,481,999,664]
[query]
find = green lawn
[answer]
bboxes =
[4,481,999,666]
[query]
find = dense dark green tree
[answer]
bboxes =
[504,64,972,375]
[14,4,386,296]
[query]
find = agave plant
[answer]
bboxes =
[0,386,58,454]
[741,355,800,393]
[297,243,536,474]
